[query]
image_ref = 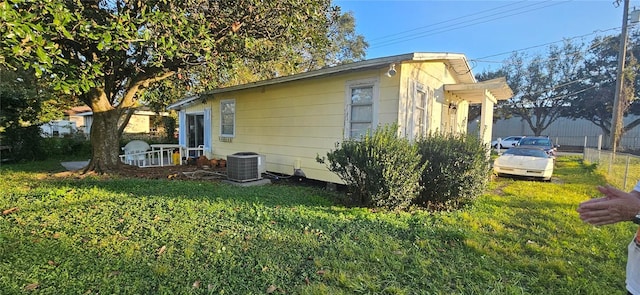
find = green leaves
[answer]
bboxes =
[35,47,50,67]
[320,123,424,210]
[2,0,362,172]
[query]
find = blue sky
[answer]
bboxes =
[333,0,632,73]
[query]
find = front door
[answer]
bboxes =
[186,114,204,158]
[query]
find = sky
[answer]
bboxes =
[333,0,634,73]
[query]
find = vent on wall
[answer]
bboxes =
[227,152,264,182]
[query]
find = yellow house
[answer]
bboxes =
[168,52,513,183]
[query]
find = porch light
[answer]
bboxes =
[386,64,396,77]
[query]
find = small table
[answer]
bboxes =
[150,144,183,166]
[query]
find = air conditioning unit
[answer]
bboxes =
[227,152,265,182]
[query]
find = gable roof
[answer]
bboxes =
[168,52,476,110]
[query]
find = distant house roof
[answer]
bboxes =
[66,105,169,117]
[168,52,480,110]
[64,105,92,116]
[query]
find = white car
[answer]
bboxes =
[493,146,554,181]
[491,136,525,149]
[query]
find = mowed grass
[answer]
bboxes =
[0,156,634,294]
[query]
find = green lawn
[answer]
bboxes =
[0,156,634,294]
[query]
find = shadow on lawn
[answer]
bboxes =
[0,158,339,208]
[0,225,175,293]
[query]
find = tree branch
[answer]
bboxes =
[120,70,175,109]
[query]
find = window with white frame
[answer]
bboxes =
[413,83,428,139]
[220,99,235,137]
[345,79,378,139]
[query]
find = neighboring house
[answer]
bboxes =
[168,52,513,183]
[65,106,169,136]
[64,106,92,135]
[40,120,77,137]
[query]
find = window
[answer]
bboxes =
[414,86,427,138]
[346,79,378,139]
[405,82,435,140]
[220,99,235,137]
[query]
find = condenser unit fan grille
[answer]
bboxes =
[227,153,261,182]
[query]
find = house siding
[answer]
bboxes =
[179,57,505,184]
[123,114,151,134]
[398,62,461,137]
[198,70,395,183]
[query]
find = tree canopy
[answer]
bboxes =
[481,32,640,146]
[2,0,362,172]
[495,41,584,136]
[563,32,640,145]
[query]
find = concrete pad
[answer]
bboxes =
[60,161,90,171]
[222,178,272,187]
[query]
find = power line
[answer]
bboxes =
[471,27,621,64]
[470,28,621,70]
[368,0,570,49]
[358,0,626,73]
[367,0,530,43]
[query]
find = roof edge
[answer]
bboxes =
[168,52,472,110]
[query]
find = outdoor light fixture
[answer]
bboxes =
[386,64,396,77]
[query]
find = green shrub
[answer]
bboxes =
[41,135,92,158]
[162,116,177,142]
[1,125,46,162]
[415,133,491,210]
[317,124,425,210]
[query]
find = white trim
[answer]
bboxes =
[203,108,212,154]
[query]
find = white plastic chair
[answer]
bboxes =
[122,140,150,166]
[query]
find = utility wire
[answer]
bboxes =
[471,27,621,64]
[356,0,629,100]
[367,0,530,42]
[369,0,569,49]
[360,0,625,73]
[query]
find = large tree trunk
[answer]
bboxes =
[80,73,175,174]
[82,89,123,173]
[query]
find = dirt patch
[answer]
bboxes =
[119,164,228,180]
[53,163,228,181]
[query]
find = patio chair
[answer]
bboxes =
[122,140,150,166]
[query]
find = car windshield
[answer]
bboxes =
[503,148,549,158]
[518,138,551,146]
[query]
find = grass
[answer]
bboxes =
[0,156,635,294]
